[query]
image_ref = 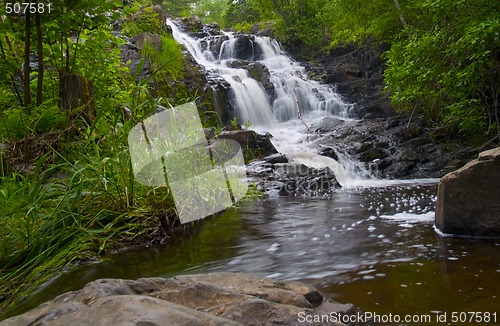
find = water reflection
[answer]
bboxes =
[4,183,500,321]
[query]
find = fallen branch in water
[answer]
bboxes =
[292,92,311,138]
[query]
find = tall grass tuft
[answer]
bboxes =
[0,116,177,315]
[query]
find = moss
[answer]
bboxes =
[122,7,163,37]
[141,34,184,81]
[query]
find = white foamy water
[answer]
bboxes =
[379,211,435,224]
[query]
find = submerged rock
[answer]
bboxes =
[435,147,500,237]
[0,273,365,326]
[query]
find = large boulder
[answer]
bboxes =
[0,273,364,326]
[435,147,500,237]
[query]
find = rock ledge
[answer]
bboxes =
[1,273,366,326]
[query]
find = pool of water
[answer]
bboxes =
[4,182,500,323]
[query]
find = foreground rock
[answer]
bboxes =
[435,147,500,237]
[1,273,367,326]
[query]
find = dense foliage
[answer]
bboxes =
[0,0,189,315]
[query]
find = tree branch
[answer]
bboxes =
[24,13,31,108]
[35,6,44,106]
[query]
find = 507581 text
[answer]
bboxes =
[5,2,52,14]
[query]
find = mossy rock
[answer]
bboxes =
[121,6,168,37]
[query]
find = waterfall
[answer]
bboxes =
[167,19,372,187]
[167,20,350,125]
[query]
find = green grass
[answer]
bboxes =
[0,120,177,315]
[0,105,66,140]
[141,33,185,81]
[0,2,256,315]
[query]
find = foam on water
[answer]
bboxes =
[379,211,435,224]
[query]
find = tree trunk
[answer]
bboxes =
[35,8,43,106]
[59,73,96,124]
[24,13,31,107]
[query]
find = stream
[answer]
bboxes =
[6,185,500,321]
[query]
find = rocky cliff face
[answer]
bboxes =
[311,116,476,179]
[296,40,394,120]
[132,15,476,181]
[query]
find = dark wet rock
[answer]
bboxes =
[215,130,278,161]
[246,158,341,197]
[222,35,261,61]
[435,147,500,237]
[275,163,317,178]
[263,153,288,164]
[173,18,225,54]
[311,117,346,133]
[200,34,228,56]
[318,147,339,161]
[247,161,275,178]
[0,273,358,326]
[282,172,340,197]
[177,15,204,34]
[272,164,341,196]
[312,116,475,179]
[358,146,385,162]
[246,62,274,93]
[209,77,232,124]
[120,42,150,81]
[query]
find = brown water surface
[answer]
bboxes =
[3,183,500,324]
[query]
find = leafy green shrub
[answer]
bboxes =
[31,105,67,134]
[233,22,253,33]
[0,109,27,139]
[384,6,500,141]
[141,34,184,80]
[0,106,66,140]
[122,7,163,37]
[0,126,177,314]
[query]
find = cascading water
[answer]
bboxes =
[166,20,399,187]
[167,21,350,123]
